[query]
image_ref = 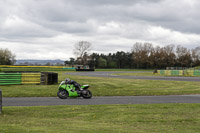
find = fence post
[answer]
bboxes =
[0,89,2,114]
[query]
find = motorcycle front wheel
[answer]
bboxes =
[57,90,68,99]
[82,90,92,99]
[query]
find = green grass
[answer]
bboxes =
[110,72,200,77]
[110,72,157,76]
[95,69,153,71]
[0,104,200,133]
[1,68,153,72]
[1,71,200,97]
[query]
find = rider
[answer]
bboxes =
[65,78,81,92]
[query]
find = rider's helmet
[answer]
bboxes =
[65,78,72,84]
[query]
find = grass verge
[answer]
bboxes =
[0,71,200,97]
[110,72,157,76]
[95,69,153,71]
[110,72,200,77]
[1,68,152,72]
[0,104,200,133]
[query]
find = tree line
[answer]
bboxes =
[69,42,200,69]
[1,42,200,69]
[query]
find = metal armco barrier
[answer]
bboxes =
[0,89,2,114]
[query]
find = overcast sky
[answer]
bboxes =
[0,0,200,60]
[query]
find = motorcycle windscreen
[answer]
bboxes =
[81,85,89,89]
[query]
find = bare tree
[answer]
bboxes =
[163,44,176,67]
[132,42,153,68]
[74,41,92,58]
[73,41,92,65]
[192,46,200,66]
[176,45,192,67]
[194,46,200,59]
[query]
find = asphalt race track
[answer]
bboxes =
[3,95,200,106]
[2,71,200,107]
[66,71,200,82]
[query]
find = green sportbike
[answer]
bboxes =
[57,78,92,99]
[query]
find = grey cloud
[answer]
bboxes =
[0,0,200,59]
[66,0,161,6]
[2,0,199,36]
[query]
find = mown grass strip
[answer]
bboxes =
[1,71,200,97]
[110,72,156,76]
[0,104,200,133]
[95,69,153,71]
[111,72,200,77]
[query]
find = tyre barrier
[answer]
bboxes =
[194,70,200,76]
[0,72,58,85]
[0,89,2,114]
[21,73,41,85]
[157,70,200,76]
[76,69,95,71]
[0,73,21,85]
[0,65,74,70]
[41,72,58,85]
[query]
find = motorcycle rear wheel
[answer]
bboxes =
[57,90,68,99]
[82,90,92,99]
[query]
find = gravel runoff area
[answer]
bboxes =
[3,95,200,106]
[66,71,200,82]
